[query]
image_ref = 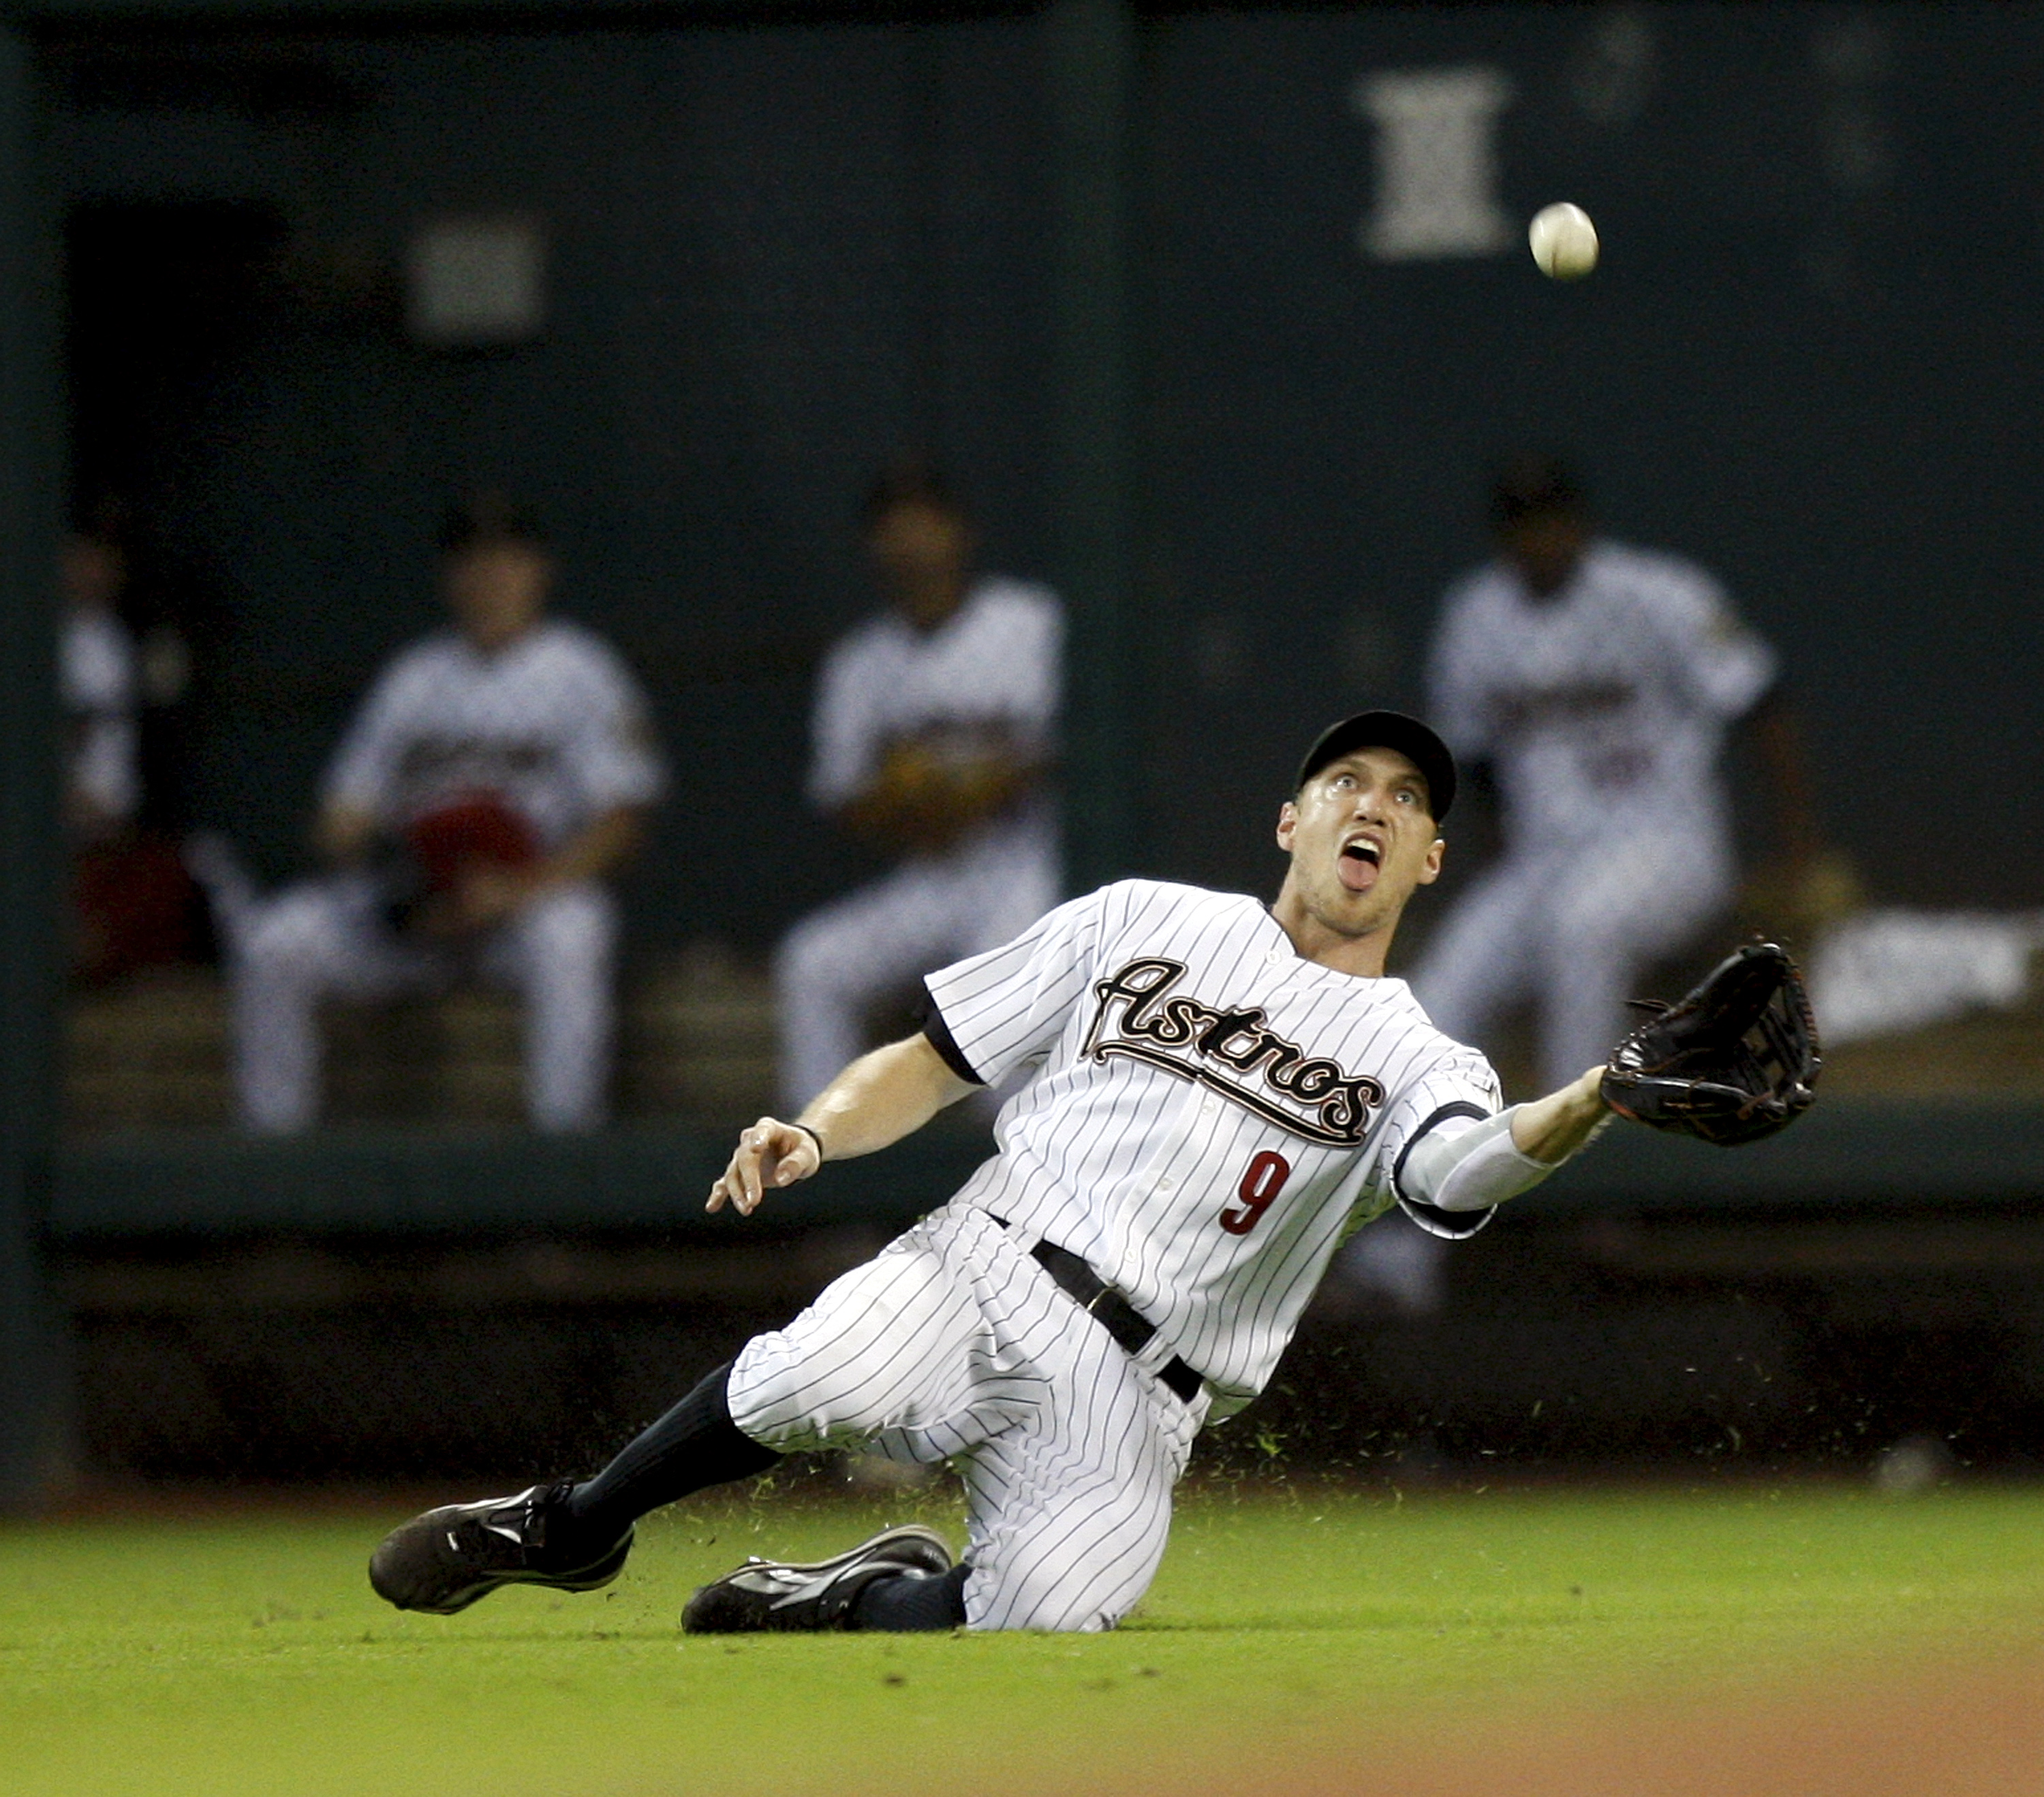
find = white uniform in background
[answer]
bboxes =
[62,607,140,830]
[732,878,1502,1631]
[1810,908,2044,1046]
[1413,540,1776,1090]
[775,575,1062,1109]
[228,620,664,1133]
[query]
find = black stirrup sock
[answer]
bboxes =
[557,1362,779,1557]
[851,1562,972,1632]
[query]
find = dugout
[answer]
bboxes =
[8,1,2044,1500]
[0,0,1147,1504]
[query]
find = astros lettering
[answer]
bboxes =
[1083,956,1384,1147]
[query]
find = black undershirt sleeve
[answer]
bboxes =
[914,981,987,1087]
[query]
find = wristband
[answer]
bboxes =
[790,1121,827,1163]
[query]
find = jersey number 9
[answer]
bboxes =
[1218,1150,1292,1236]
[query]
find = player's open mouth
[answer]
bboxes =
[1337,839,1381,893]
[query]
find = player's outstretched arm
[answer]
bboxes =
[1403,1069,1613,1217]
[707,1033,978,1217]
[1510,1066,1611,1163]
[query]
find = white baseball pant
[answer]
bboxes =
[727,1202,1207,1632]
[773,822,1059,1110]
[228,873,616,1133]
[1412,828,1732,1090]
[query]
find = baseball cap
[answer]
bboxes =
[1295,710,1457,822]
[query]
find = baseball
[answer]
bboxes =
[1528,202,1598,280]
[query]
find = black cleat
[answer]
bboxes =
[681,1525,954,1634]
[369,1482,632,1615]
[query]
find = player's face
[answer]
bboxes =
[1274,747,1444,944]
[61,535,124,613]
[446,542,551,653]
[1500,510,1587,598]
[868,500,973,629]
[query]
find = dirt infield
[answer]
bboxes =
[1278,1656,2044,1797]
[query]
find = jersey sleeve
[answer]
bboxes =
[1426,576,1496,760]
[807,628,887,811]
[919,886,1109,1087]
[562,640,666,811]
[981,584,1063,751]
[1648,564,1777,720]
[1375,1046,1506,1239]
[322,653,420,819]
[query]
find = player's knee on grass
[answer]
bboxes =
[967,1514,1171,1634]
[970,1566,1130,1634]
[962,1433,1186,1633]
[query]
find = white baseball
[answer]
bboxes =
[1528,202,1598,280]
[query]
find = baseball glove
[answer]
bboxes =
[1600,941,1821,1146]
[376,794,540,935]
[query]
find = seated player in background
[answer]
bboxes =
[774,460,1062,1110]
[208,495,664,1132]
[1412,454,1820,1092]
[61,513,140,849]
[371,713,1637,1635]
[63,503,208,983]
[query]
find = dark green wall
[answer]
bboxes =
[48,2,2044,957]
[1142,3,2044,911]
[52,18,1053,946]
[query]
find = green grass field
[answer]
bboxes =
[6,1478,2043,1797]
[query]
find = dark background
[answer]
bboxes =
[1143,3,2044,901]
[54,2,2044,952]
[30,1,2044,1488]
[57,16,1055,937]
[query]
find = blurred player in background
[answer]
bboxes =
[63,503,209,983]
[205,495,664,1132]
[1411,455,1817,1091]
[775,461,1063,1110]
[61,512,140,847]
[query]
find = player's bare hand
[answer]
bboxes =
[707,1118,822,1215]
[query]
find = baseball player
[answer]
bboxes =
[371,710,1620,1634]
[1412,456,1788,1092]
[216,495,664,1133]
[774,462,1062,1110]
[61,520,140,843]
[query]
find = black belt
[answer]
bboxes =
[993,1219,1203,1405]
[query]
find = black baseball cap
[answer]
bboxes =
[1295,710,1457,822]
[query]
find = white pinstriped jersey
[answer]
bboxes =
[1429,540,1775,853]
[923,879,1502,1414]
[807,576,1062,811]
[324,620,664,849]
